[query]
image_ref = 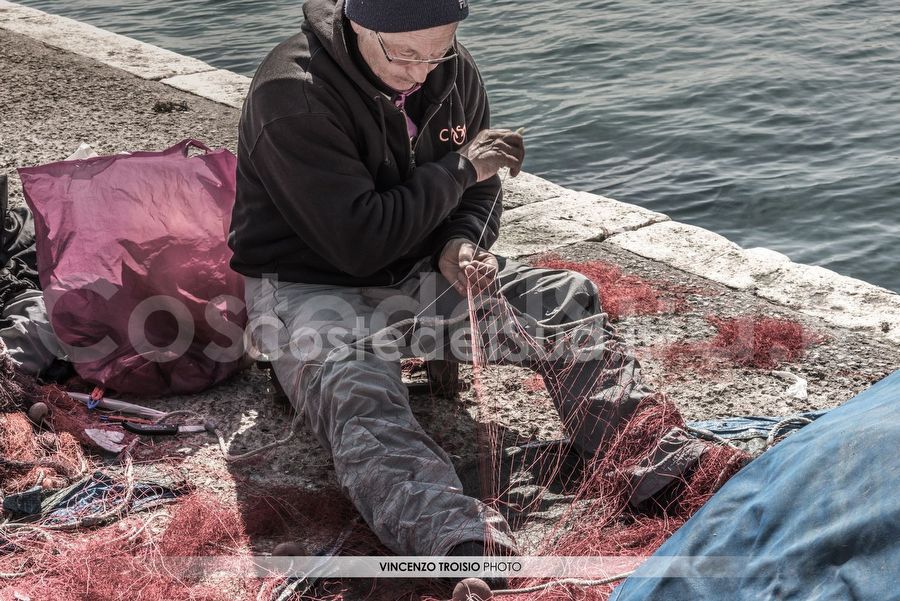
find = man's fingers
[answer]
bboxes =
[475,129,523,149]
[484,128,512,139]
[469,262,490,280]
[463,129,527,181]
[479,129,522,149]
[457,241,476,266]
[504,138,526,162]
[456,270,468,294]
[466,258,498,295]
[443,241,498,295]
[507,140,525,176]
[453,259,498,296]
[500,133,524,150]
[490,140,517,155]
[486,142,524,168]
[494,148,524,176]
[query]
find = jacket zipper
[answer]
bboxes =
[413,102,444,155]
[399,102,444,173]
[401,105,416,173]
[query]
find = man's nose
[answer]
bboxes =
[410,62,436,84]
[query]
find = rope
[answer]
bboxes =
[141,408,302,463]
[214,418,298,463]
[683,426,746,454]
[766,416,812,449]
[0,571,27,580]
[0,456,80,477]
[494,571,634,595]
[684,425,731,445]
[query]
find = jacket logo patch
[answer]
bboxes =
[439,124,467,146]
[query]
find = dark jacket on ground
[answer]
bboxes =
[1,174,67,377]
[0,175,39,306]
[228,0,502,286]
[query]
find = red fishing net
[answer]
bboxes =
[0,494,255,601]
[418,269,752,601]
[664,315,825,371]
[530,254,689,320]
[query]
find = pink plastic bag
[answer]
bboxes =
[18,139,246,394]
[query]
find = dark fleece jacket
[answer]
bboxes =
[228,0,502,286]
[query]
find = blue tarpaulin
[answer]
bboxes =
[610,370,900,601]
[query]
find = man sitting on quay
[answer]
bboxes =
[229,0,658,564]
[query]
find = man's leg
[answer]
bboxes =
[428,258,705,504]
[496,260,653,459]
[243,275,515,557]
[496,263,716,504]
[424,258,652,459]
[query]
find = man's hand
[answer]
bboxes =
[459,128,525,182]
[438,238,499,296]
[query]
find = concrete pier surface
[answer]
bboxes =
[1,0,898,575]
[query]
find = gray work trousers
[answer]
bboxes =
[243,257,652,557]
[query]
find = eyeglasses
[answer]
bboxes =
[375,32,458,66]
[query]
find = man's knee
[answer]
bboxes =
[567,270,601,311]
[543,269,602,324]
[317,356,408,427]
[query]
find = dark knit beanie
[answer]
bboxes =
[344,0,469,33]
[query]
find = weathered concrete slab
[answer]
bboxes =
[0,0,212,80]
[162,69,252,109]
[494,190,668,257]
[0,0,38,21]
[494,191,669,257]
[501,170,570,210]
[568,240,900,419]
[609,220,900,344]
[608,220,791,290]
[755,262,900,344]
[494,191,593,257]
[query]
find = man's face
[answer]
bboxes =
[350,21,458,93]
